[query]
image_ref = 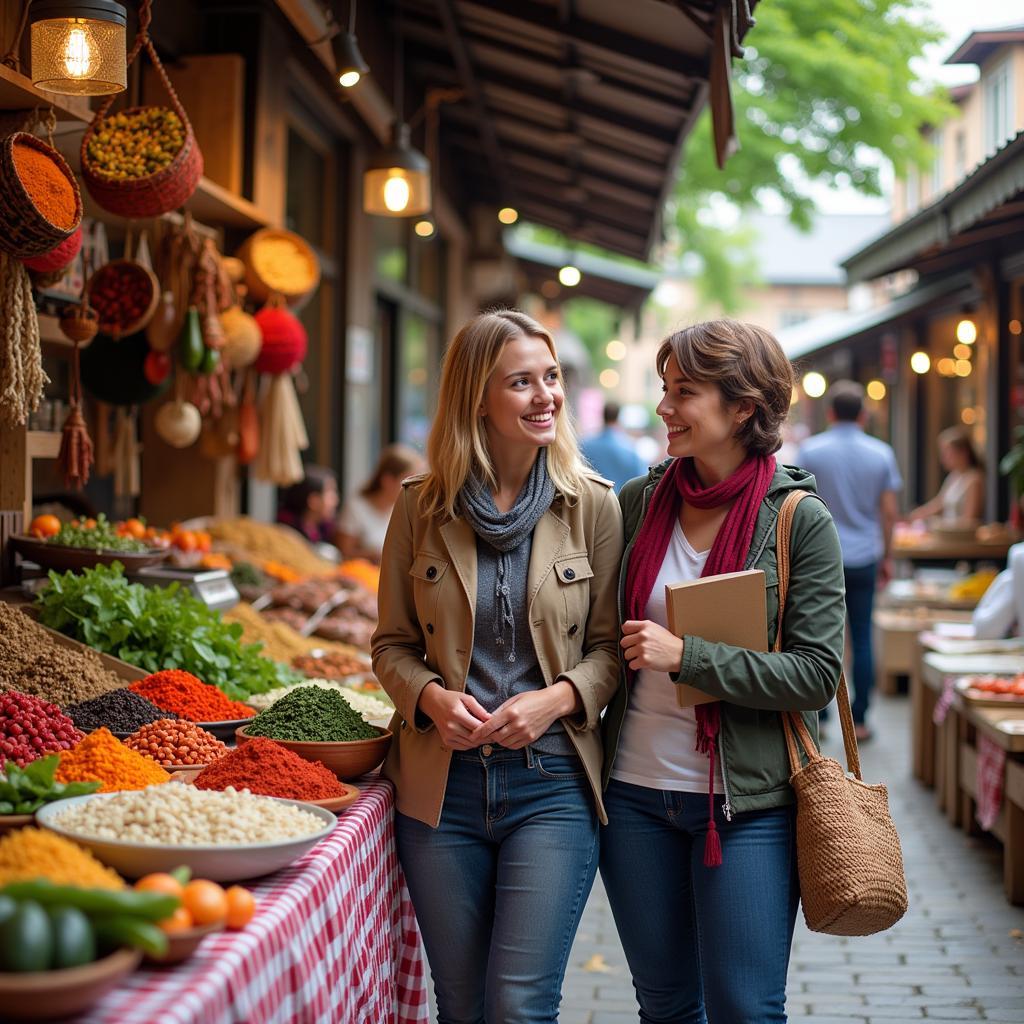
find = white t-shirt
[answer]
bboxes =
[338,493,391,559]
[611,520,725,793]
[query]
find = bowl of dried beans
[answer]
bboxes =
[86,260,160,337]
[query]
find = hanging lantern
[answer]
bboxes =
[363,123,431,217]
[30,1,127,97]
[254,303,307,375]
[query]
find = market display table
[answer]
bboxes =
[872,608,974,696]
[73,779,428,1024]
[892,536,1012,564]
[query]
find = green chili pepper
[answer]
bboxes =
[0,880,179,920]
[92,916,168,957]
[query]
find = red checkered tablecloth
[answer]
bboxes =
[73,779,429,1024]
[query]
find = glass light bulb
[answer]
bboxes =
[339,70,361,88]
[62,24,93,79]
[559,265,581,287]
[383,174,411,213]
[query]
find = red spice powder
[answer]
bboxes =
[193,736,343,800]
[129,670,255,723]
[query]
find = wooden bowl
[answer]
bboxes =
[0,813,34,835]
[0,947,141,1020]
[235,725,391,780]
[85,259,160,337]
[237,228,321,305]
[170,768,362,811]
[9,535,170,573]
[145,921,223,965]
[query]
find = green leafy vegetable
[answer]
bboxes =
[35,563,300,700]
[0,755,101,815]
[47,514,148,553]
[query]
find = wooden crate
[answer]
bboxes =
[143,54,245,195]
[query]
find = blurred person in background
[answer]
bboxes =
[338,444,426,562]
[277,465,340,546]
[582,401,647,493]
[909,426,985,524]
[798,380,902,741]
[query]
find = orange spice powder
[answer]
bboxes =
[12,141,77,229]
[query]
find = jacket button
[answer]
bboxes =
[564,567,576,580]
[426,565,437,579]
[568,624,578,636]
[426,623,434,634]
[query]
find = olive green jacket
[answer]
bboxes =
[602,461,846,818]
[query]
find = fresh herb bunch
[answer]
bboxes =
[36,564,301,700]
[49,514,148,553]
[0,755,101,814]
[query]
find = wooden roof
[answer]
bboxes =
[396,0,758,261]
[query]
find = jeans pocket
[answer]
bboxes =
[535,754,586,780]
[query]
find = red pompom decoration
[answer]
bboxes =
[253,305,307,375]
[22,225,83,273]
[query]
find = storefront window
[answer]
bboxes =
[396,313,438,450]
[286,131,326,249]
[374,218,408,285]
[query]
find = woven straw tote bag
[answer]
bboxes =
[775,491,909,936]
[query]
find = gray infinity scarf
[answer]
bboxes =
[459,450,555,663]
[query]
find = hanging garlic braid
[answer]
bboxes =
[0,251,47,428]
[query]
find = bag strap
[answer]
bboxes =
[774,490,862,781]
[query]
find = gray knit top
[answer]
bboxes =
[466,535,575,756]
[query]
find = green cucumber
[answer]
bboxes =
[0,880,179,921]
[0,900,53,972]
[0,894,16,929]
[47,906,96,969]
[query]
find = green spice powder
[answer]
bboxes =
[245,687,377,742]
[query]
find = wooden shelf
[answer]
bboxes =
[0,63,91,123]
[185,176,273,231]
[27,431,61,459]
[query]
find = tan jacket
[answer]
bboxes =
[371,472,624,827]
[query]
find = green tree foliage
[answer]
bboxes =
[674,0,953,309]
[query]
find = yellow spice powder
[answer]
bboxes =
[0,827,125,889]
[56,727,170,793]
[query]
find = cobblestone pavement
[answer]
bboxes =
[558,694,1024,1023]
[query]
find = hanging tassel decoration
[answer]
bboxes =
[57,339,94,490]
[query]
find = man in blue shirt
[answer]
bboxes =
[582,402,647,493]
[798,381,903,741]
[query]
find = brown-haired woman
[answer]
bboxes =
[338,444,425,561]
[600,319,847,1022]
[372,309,622,1022]
[909,425,985,524]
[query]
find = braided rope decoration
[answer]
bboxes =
[0,251,48,428]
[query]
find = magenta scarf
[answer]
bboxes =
[625,454,776,866]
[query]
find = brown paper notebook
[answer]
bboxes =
[666,569,768,708]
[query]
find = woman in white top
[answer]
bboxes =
[338,444,425,562]
[910,426,985,524]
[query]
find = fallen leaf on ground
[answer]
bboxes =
[581,953,612,973]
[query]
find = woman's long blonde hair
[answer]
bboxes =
[419,309,586,519]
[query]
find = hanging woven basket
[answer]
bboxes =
[0,132,82,259]
[80,6,202,218]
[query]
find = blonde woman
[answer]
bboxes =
[372,309,623,1024]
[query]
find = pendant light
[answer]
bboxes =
[334,0,368,88]
[30,0,127,96]
[363,21,430,217]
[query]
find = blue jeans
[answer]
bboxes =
[844,561,878,725]
[395,746,599,1024]
[600,779,799,1024]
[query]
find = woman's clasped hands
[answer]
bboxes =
[620,620,684,674]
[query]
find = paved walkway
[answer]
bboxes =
[559,694,1024,1023]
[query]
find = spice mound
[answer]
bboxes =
[0,602,125,706]
[248,679,392,721]
[56,727,170,792]
[195,737,344,801]
[12,139,77,230]
[0,826,124,889]
[124,719,228,767]
[129,670,256,722]
[245,686,378,743]
[0,690,82,767]
[51,783,327,845]
[67,688,176,734]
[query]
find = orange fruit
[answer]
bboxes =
[182,879,228,925]
[135,872,185,898]
[83,518,97,529]
[174,530,198,553]
[28,514,61,539]
[158,906,194,934]
[224,886,256,929]
[123,517,146,539]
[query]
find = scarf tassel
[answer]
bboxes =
[703,740,723,868]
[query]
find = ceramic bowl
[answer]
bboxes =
[9,535,169,573]
[195,715,257,742]
[0,813,34,835]
[36,793,335,882]
[169,768,362,812]
[235,726,392,780]
[0,947,141,1020]
[145,921,223,965]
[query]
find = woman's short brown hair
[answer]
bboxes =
[656,319,795,456]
